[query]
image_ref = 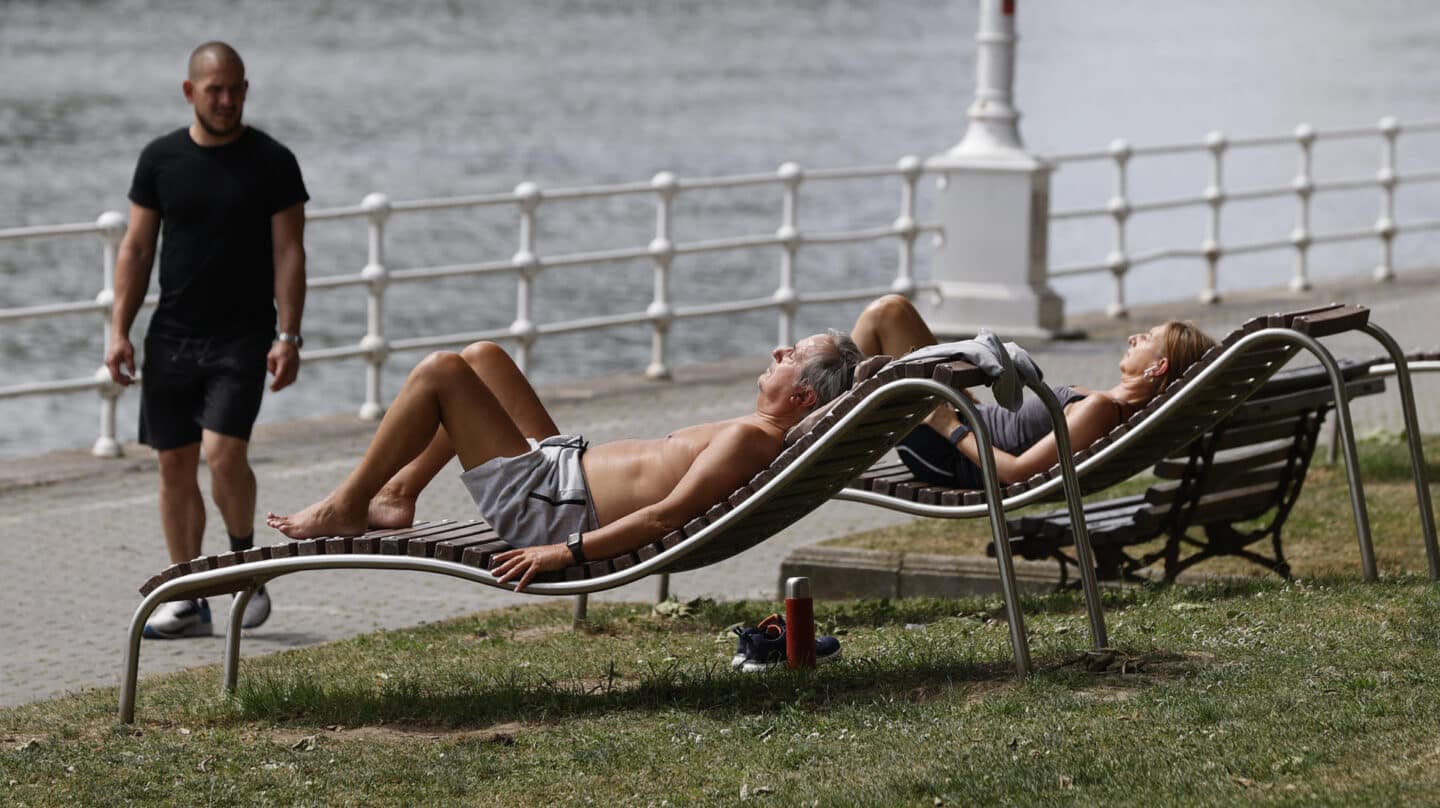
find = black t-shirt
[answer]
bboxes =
[129,127,308,338]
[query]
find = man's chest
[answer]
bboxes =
[152,152,269,223]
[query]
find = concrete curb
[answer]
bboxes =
[778,545,1235,600]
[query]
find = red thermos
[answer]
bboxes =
[785,576,815,668]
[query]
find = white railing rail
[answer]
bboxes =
[0,157,936,456]
[1047,116,1440,317]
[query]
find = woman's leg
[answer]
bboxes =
[850,294,938,358]
[268,351,532,538]
[369,341,560,527]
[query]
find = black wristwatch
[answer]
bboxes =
[566,532,586,565]
[276,331,304,350]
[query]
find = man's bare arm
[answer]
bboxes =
[104,204,161,385]
[267,202,306,392]
[490,422,779,590]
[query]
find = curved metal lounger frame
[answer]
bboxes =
[837,321,1439,584]
[120,363,1096,723]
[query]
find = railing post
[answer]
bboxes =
[923,0,1062,339]
[892,155,922,298]
[646,172,677,380]
[1199,130,1227,305]
[92,210,127,457]
[774,162,801,349]
[511,182,543,373]
[1105,139,1132,318]
[1290,124,1315,293]
[1375,116,1399,282]
[358,192,391,419]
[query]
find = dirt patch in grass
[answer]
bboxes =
[1058,650,1212,701]
[261,720,531,747]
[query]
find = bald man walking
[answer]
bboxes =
[106,42,308,639]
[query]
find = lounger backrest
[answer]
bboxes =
[1067,303,1371,495]
[848,303,1373,508]
[654,356,990,572]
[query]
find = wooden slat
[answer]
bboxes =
[403,521,494,557]
[1290,305,1368,337]
[379,521,474,555]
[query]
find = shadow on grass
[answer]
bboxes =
[226,642,1198,730]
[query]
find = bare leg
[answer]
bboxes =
[203,431,255,539]
[850,294,938,358]
[369,341,560,528]
[157,444,205,564]
[268,351,532,539]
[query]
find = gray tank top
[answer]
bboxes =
[975,385,1088,454]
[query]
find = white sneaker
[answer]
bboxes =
[238,585,271,630]
[143,598,213,639]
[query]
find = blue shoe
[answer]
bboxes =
[731,614,785,669]
[735,617,842,672]
[143,598,213,639]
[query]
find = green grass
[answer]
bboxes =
[1,435,1438,806]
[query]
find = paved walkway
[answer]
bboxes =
[3,271,1437,708]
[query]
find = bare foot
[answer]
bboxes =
[266,495,368,540]
[367,486,416,530]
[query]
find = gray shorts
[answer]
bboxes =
[459,434,600,548]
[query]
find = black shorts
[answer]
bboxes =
[896,424,985,489]
[139,332,270,450]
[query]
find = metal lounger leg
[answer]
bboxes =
[1292,334,1376,580]
[118,594,164,724]
[1362,323,1440,578]
[1030,382,1108,649]
[223,586,256,695]
[572,593,589,629]
[955,394,1033,676]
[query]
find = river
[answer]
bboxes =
[3,0,1438,457]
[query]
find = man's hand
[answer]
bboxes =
[268,340,300,392]
[490,544,573,592]
[105,335,136,385]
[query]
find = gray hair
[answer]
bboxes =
[797,329,864,408]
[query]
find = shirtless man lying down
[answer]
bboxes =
[267,332,863,589]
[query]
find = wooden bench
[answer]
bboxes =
[1001,360,1386,582]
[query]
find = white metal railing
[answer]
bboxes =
[1047,116,1440,317]
[0,157,936,456]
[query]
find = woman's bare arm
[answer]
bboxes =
[925,394,1122,485]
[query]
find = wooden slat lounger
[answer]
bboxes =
[839,304,1438,589]
[124,350,1067,723]
[1003,360,1386,582]
[119,303,1437,723]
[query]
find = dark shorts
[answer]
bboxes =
[139,332,270,450]
[896,425,985,489]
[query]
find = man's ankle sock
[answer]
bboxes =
[229,533,254,554]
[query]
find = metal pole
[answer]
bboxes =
[775,162,801,349]
[647,172,677,380]
[359,193,391,420]
[93,211,127,457]
[511,182,542,373]
[1106,140,1131,318]
[1375,116,1399,282]
[1200,131,1226,304]
[1290,124,1315,292]
[956,0,1023,154]
[892,156,921,298]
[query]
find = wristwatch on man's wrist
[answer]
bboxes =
[566,532,586,565]
[276,331,304,350]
